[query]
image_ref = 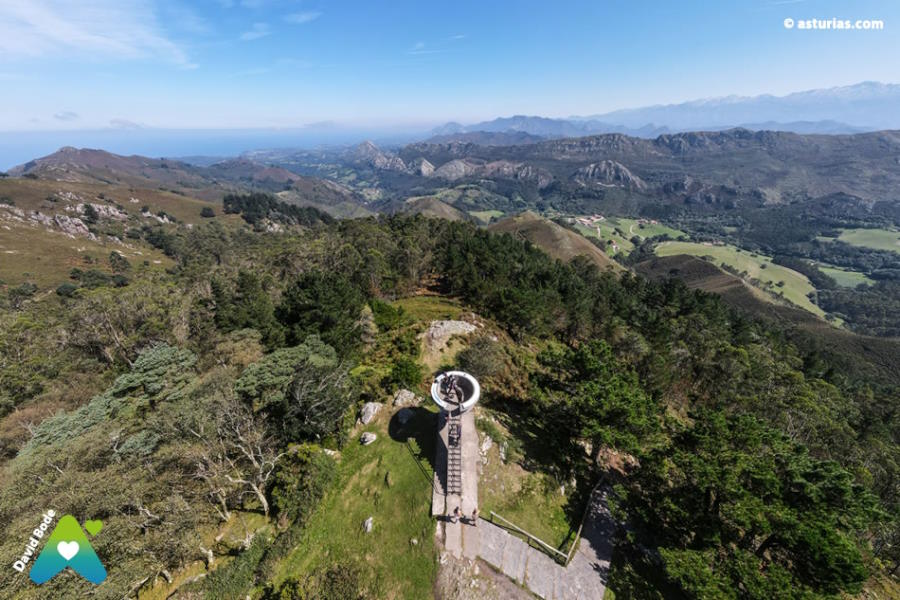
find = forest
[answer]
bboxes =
[0,212,897,599]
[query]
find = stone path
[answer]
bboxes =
[476,487,612,600]
[433,405,614,598]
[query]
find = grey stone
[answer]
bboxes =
[363,517,373,533]
[392,389,418,407]
[359,402,383,424]
[360,432,377,445]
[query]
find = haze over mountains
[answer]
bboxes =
[2,82,899,171]
[431,81,900,140]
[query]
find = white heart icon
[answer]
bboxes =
[57,541,79,561]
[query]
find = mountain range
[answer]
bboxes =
[431,81,899,140]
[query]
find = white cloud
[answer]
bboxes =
[0,0,193,67]
[53,111,79,121]
[240,22,271,41]
[408,41,442,56]
[284,11,321,25]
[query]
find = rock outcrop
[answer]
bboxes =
[573,160,646,190]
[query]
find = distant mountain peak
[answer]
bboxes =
[432,82,899,140]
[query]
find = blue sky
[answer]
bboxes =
[0,0,898,131]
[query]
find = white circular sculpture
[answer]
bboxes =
[431,371,480,413]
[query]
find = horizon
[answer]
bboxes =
[1,77,898,170]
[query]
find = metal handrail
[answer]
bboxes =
[564,479,604,566]
[489,511,569,562]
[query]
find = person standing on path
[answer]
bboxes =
[451,506,461,524]
[471,507,479,526]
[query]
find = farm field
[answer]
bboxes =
[831,228,900,253]
[655,241,824,317]
[574,216,685,255]
[815,263,874,287]
[470,209,504,223]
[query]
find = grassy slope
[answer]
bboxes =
[490,212,622,273]
[0,178,239,287]
[477,412,576,555]
[835,227,900,253]
[815,263,874,287]
[575,216,685,256]
[273,407,438,599]
[470,209,505,224]
[655,241,824,317]
[401,196,469,221]
[636,254,900,387]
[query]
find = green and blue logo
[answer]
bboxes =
[13,511,107,585]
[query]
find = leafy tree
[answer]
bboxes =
[235,337,352,442]
[536,340,660,457]
[626,411,879,598]
[213,271,284,348]
[277,270,367,351]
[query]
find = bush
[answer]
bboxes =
[457,336,505,379]
[269,445,336,525]
[82,204,99,224]
[55,283,78,297]
[8,282,37,308]
[203,534,268,600]
[370,299,408,331]
[200,206,215,218]
[109,251,131,273]
[387,356,422,388]
[268,562,368,600]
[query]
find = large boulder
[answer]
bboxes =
[392,389,419,407]
[422,320,478,354]
[359,402,383,425]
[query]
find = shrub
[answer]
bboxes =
[82,203,99,224]
[268,562,368,600]
[200,206,215,218]
[109,251,131,273]
[55,283,78,297]
[269,445,336,525]
[203,534,268,600]
[387,356,422,389]
[457,336,505,379]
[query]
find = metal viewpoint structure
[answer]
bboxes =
[430,371,480,532]
[430,371,481,413]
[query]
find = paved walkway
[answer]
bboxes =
[433,407,614,598]
[445,487,614,599]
